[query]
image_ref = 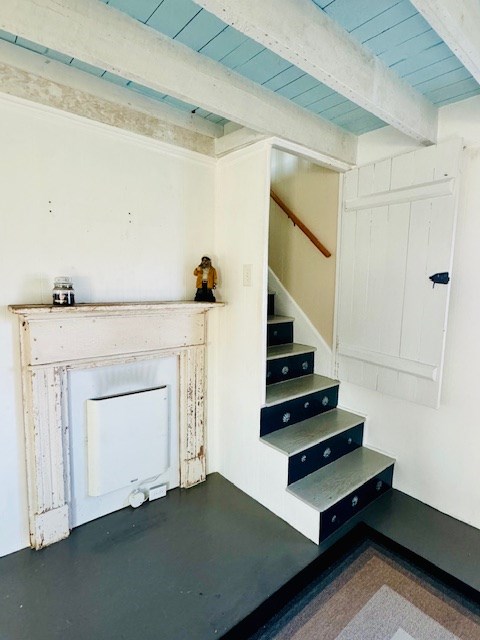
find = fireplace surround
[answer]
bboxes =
[9,301,220,549]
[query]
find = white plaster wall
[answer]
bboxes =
[0,94,216,556]
[341,95,480,530]
[355,126,422,166]
[213,143,320,542]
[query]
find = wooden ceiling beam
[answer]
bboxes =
[0,0,357,163]
[194,0,439,144]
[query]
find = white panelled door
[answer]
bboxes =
[336,139,462,408]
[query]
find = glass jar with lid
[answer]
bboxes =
[52,277,75,306]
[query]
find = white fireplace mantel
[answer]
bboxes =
[9,301,222,549]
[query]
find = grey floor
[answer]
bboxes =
[0,474,479,640]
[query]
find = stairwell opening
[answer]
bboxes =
[268,147,339,365]
[262,146,395,543]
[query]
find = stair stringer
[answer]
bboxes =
[253,442,321,542]
[268,267,333,378]
[217,425,321,542]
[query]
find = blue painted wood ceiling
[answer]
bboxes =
[1,0,479,136]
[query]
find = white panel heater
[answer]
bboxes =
[86,386,169,496]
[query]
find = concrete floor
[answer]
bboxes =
[0,474,479,640]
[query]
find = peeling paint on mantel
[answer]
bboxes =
[9,301,224,549]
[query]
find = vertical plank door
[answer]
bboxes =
[336,138,462,408]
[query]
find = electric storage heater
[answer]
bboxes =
[86,386,169,496]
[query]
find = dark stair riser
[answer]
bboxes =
[267,293,275,316]
[261,385,339,437]
[288,423,364,485]
[266,352,314,385]
[267,321,294,347]
[319,465,394,542]
[264,297,395,545]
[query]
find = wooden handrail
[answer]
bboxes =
[270,189,332,258]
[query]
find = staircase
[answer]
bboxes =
[262,292,395,543]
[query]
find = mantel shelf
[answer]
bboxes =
[9,300,224,317]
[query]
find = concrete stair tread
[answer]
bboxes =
[267,343,316,360]
[267,315,294,325]
[287,448,395,512]
[261,408,365,456]
[265,374,338,407]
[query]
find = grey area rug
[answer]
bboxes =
[249,542,480,640]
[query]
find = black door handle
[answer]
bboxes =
[429,272,450,287]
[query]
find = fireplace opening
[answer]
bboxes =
[68,357,179,528]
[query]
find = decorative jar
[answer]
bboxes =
[52,277,75,306]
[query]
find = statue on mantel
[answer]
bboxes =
[193,256,217,302]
